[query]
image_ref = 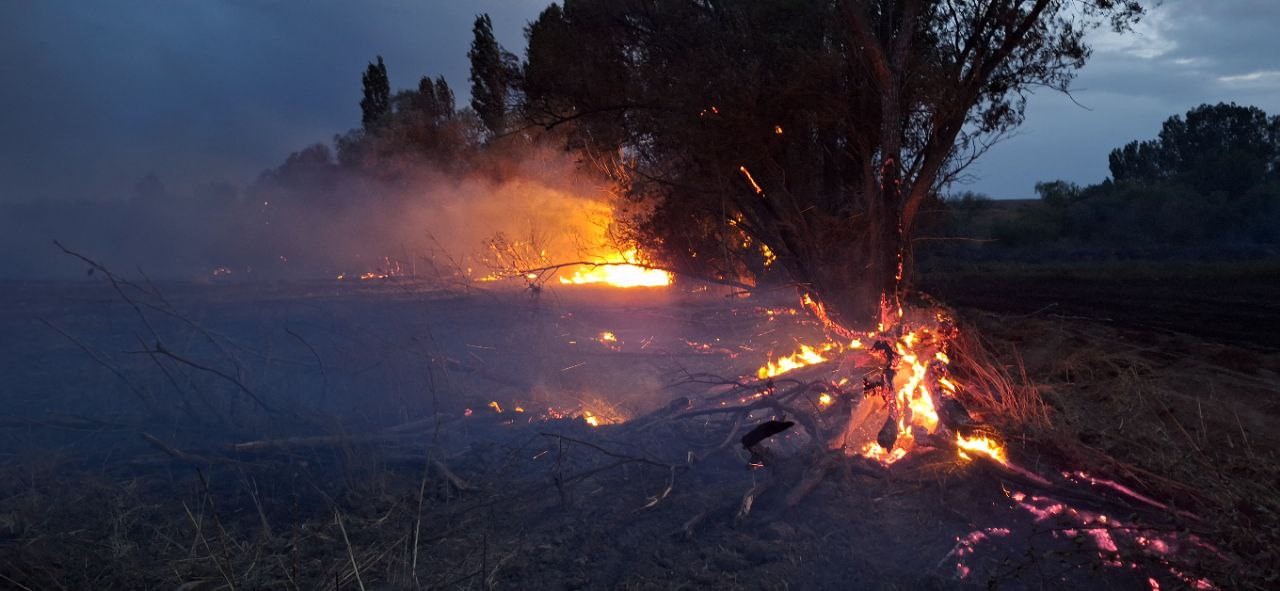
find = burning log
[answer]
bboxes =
[875,415,900,450]
[937,396,975,431]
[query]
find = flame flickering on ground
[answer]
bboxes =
[762,300,1008,468]
[557,249,672,287]
[956,433,1008,465]
[756,339,863,379]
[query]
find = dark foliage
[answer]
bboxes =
[360,56,391,131]
[925,103,1280,263]
[519,0,1142,328]
[468,14,521,136]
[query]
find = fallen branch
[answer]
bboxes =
[141,432,243,466]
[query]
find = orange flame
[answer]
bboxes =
[956,433,1008,465]
[755,339,862,379]
[738,166,764,195]
[558,249,672,287]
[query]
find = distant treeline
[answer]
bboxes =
[1,15,559,279]
[923,103,1280,263]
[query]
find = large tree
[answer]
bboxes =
[1109,102,1280,196]
[360,55,391,131]
[522,0,1142,330]
[468,14,520,136]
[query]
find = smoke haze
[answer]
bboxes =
[0,148,622,282]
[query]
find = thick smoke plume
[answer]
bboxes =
[0,147,624,282]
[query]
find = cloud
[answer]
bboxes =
[1217,70,1280,88]
[967,0,1280,197]
[1090,7,1177,59]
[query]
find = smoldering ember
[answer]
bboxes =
[3,2,1280,589]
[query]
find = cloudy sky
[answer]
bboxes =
[1,0,1278,202]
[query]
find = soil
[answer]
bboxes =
[0,277,1267,589]
[922,271,1280,350]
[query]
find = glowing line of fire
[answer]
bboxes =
[738,166,764,195]
[755,339,863,379]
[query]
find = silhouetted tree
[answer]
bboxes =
[1110,103,1280,196]
[468,14,519,136]
[360,56,391,130]
[522,0,1143,328]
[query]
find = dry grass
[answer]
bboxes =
[959,312,1280,589]
[948,322,1051,431]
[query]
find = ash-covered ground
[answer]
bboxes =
[0,279,1245,589]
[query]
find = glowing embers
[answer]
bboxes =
[944,489,1222,589]
[470,398,625,429]
[596,331,623,351]
[336,256,409,281]
[558,248,672,288]
[738,166,764,195]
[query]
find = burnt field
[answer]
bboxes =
[2,277,1276,589]
[922,262,1280,352]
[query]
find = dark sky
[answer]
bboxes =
[2,0,1278,203]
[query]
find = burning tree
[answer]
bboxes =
[521,0,1142,329]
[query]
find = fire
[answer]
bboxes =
[756,339,863,379]
[738,165,764,195]
[558,249,672,287]
[817,393,833,407]
[596,330,622,351]
[854,326,956,464]
[956,433,1008,465]
[859,441,908,463]
[757,343,832,378]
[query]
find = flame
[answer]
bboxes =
[859,441,908,463]
[956,433,1008,465]
[757,343,831,378]
[488,400,504,413]
[756,339,863,379]
[855,324,957,465]
[558,249,672,287]
[760,243,777,267]
[817,393,833,407]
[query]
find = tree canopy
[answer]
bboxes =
[469,14,520,136]
[1109,102,1280,197]
[360,56,391,131]
[520,0,1142,328]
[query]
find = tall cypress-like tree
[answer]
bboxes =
[468,14,516,136]
[360,56,391,131]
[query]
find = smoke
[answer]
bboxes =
[0,147,625,282]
